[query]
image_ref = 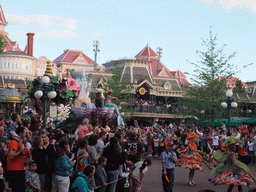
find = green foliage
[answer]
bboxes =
[27,76,78,103]
[102,62,136,116]
[178,29,249,126]
[0,37,7,53]
[233,79,245,94]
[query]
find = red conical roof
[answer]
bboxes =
[135,43,158,60]
[0,4,8,26]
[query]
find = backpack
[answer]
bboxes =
[69,172,82,192]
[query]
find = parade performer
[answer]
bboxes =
[209,136,255,192]
[105,91,124,127]
[95,84,105,108]
[177,132,204,186]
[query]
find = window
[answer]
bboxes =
[0,63,2,68]
[8,63,10,69]
[16,64,18,69]
[4,63,6,68]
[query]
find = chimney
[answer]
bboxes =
[26,33,35,56]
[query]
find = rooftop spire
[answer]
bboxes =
[0,4,8,33]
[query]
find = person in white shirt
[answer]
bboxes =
[247,137,255,164]
[130,158,151,192]
[212,132,219,149]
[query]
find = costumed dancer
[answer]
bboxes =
[209,136,255,192]
[105,91,124,127]
[177,132,204,186]
[95,84,105,108]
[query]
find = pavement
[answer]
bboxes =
[141,157,256,192]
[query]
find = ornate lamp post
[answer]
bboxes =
[34,76,57,129]
[221,89,238,133]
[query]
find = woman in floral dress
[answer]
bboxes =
[209,136,254,192]
[177,132,204,186]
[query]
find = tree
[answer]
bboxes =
[101,62,136,121]
[0,37,7,53]
[179,29,251,126]
[233,79,245,94]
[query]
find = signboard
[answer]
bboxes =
[49,103,57,118]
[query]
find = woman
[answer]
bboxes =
[177,132,204,186]
[105,91,124,127]
[55,138,75,192]
[78,118,89,139]
[88,135,102,166]
[209,136,254,192]
[31,136,47,192]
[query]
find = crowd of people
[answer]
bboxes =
[132,99,180,114]
[1,111,256,192]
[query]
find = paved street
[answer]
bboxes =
[142,158,256,192]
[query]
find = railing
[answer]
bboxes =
[133,105,179,114]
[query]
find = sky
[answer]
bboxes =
[1,0,256,83]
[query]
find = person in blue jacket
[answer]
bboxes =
[55,138,75,192]
[71,165,96,192]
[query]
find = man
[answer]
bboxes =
[6,126,28,192]
[162,141,177,192]
[95,84,105,108]
[221,121,226,131]
[6,113,21,138]
[125,131,144,164]
[103,137,124,192]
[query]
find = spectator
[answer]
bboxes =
[130,158,151,192]
[76,149,88,173]
[6,113,21,138]
[95,131,107,154]
[103,137,125,192]
[88,135,102,166]
[153,135,159,157]
[78,119,89,139]
[116,152,131,192]
[31,136,47,192]
[95,156,108,192]
[55,138,75,192]
[71,165,95,192]
[125,132,144,163]
[6,126,28,192]
[25,160,41,192]
[0,161,4,192]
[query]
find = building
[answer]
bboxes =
[53,49,104,73]
[0,4,49,94]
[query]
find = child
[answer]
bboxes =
[25,160,41,192]
[0,161,4,192]
[94,156,107,192]
[130,158,151,192]
[76,149,89,173]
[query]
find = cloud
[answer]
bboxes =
[197,0,256,12]
[5,13,78,38]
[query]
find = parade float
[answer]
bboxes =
[26,61,117,131]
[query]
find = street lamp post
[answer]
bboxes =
[221,89,238,133]
[34,76,57,129]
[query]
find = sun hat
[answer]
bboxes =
[186,132,199,140]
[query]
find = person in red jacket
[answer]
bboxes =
[6,126,29,192]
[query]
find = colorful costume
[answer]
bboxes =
[177,132,204,172]
[209,136,254,187]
